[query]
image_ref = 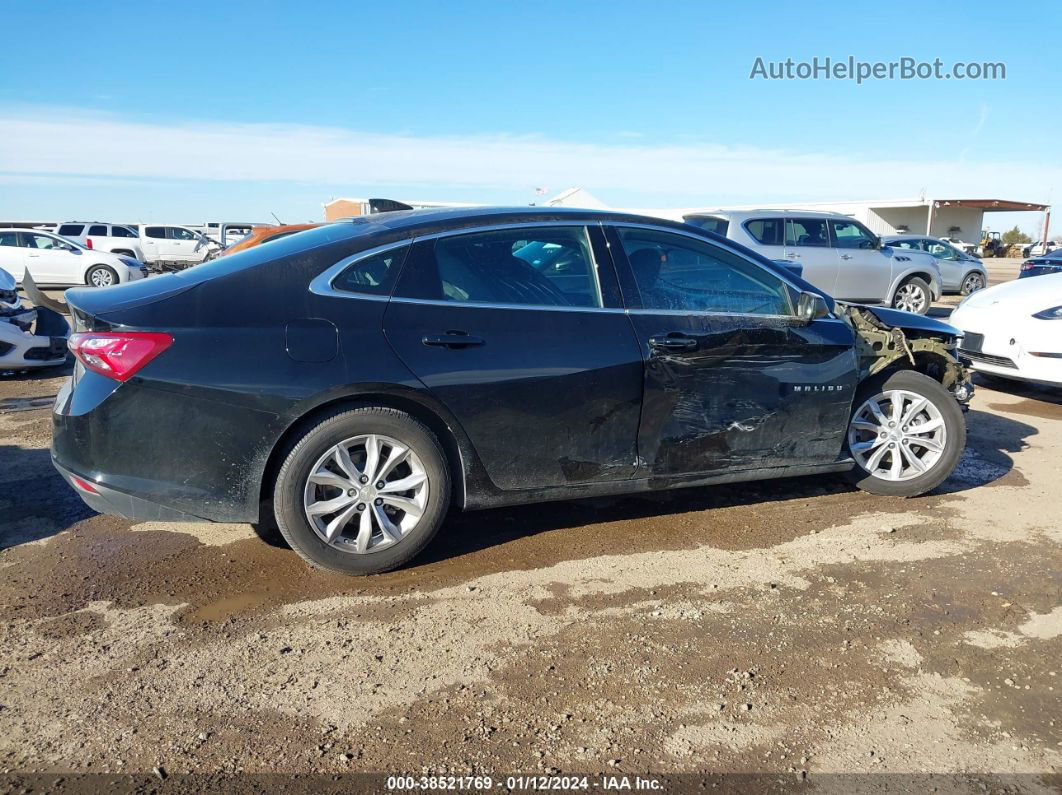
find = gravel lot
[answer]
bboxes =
[1,260,1059,791]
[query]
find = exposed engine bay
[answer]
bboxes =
[838,302,973,404]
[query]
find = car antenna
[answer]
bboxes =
[271,212,284,225]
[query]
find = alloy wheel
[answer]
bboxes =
[962,272,986,294]
[302,434,428,554]
[847,389,947,482]
[90,268,115,287]
[893,283,927,313]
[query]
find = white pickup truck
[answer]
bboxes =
[136,224,220,269]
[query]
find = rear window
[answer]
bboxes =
[743,218,785,246]
[57,224,84,236]
[684,216,730,236]
[171,223,358,284]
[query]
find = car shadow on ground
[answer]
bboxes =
[0,444,95,550]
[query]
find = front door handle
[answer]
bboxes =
[786,253,801,259]
[649,333,697,352]
[422,332,485,349]
[840,254,853,260]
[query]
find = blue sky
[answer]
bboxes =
[1,0,1058,234]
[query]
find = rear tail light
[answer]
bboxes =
[1021,261,1035,271]
[68,331,173,381]
[85,238,93,249]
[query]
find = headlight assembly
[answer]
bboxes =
[1032,305,1062,319]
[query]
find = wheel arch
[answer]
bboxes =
[257,386,480,520]
[83,262,118,285]
[889,270,936,300]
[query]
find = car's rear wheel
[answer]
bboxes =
[273,407,451,575]
[86,265,118,288]
[891,277,932,314]
[961,271,986,295]
[844,369,965,497]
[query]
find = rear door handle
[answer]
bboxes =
[841,254,853,260]
[786,253,801,259]
[422,332,485,349]
[648,333,697,351]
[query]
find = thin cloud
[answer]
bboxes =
[0,107,1056,205]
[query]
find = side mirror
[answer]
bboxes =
[796,291,830,324]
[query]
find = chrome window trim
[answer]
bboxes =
[306,218,844,324]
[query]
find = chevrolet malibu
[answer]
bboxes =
[52,208,972,575]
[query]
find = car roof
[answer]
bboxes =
[336,206,699,237]
[683,209,856,220]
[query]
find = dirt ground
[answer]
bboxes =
[1,261,1059,792]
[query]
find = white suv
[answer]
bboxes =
[54,222,145,261]
[0,229,146,287]
[684,210,943,314]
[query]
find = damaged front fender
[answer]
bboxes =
[838,303,972,400]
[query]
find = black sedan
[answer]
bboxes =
[52,208,972,575]
[1019,249,1062,278]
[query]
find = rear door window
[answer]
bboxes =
[0,231,18,247]
[397,227,602,308]
[785,218,830,247]
[744,218,785,245]
[57,224,84,237]
[145,226,166,239]
[88,225,108,236]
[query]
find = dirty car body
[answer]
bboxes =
[51,208,971,572]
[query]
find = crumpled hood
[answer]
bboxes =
[841,302,961,338]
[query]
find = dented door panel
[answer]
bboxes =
[628,312,859,476]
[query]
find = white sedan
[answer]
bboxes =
[950,273,1062,387]
[0,228,146,287]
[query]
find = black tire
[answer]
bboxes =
[843,369,965,497]
[891,277,932,315]
[273,407,451,575]
[86,264,118,288]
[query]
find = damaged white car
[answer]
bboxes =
[0,268,70,372]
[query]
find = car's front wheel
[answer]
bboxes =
[961,271,986,295]
[891,277,932,314]
[86,265,118,288]
[844,369,965,497]
[273,407,451,575]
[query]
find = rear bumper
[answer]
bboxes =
[51,372,287,523]
[53,459,211,521]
